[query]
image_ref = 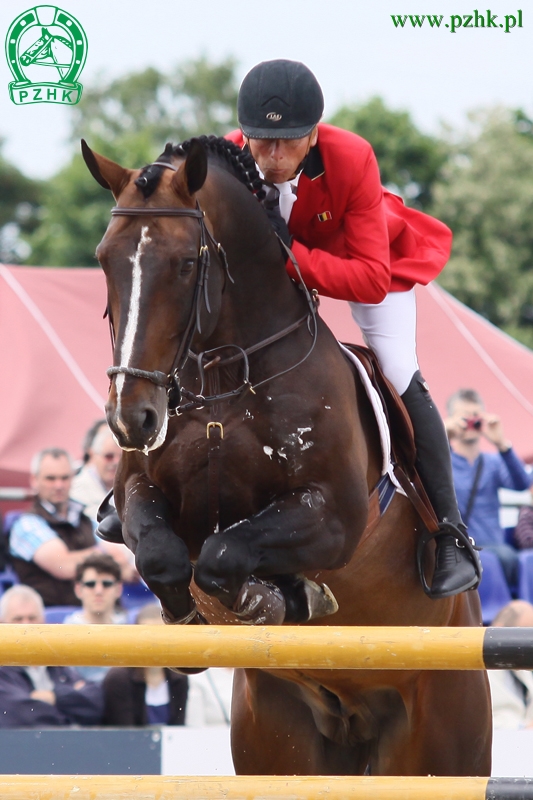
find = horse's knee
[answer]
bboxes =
[135,531,192,589]
[195,533,257,604]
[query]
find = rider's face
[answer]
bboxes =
[245,128,318,184]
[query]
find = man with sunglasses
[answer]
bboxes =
[71,424,138,583]
[71,424,122,521]
[64,553,125,626]
[9,448,99,607]
[63,553,126,682]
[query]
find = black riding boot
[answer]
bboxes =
[96,490,125,544]
[401,371,482,599]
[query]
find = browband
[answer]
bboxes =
[111,207,204,217]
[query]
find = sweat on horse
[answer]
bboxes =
[83,135,491,777]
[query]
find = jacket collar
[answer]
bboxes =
[302,144,325,180]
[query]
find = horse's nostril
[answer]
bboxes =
[141,407,157,433]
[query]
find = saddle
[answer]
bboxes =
[341,343,439,535]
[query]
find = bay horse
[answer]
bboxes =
[82,135,491,777]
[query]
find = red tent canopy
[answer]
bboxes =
[1,265,533,489]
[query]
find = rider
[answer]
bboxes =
[226,59,481,599]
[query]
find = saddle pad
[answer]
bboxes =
[338,343,405,494]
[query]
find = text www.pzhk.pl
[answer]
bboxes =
[391,10,523,32]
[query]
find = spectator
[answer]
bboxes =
[70,422,138,583]
[79,419,107,466]
[0,585,103,728]
[71,423,121,521]
[445,389,531,587]
[513,485,533,550]
[63,553,126,683]
[64,553,125,625]
[103,603,188,726]
[487,600,533,729]
[9,448,98,606]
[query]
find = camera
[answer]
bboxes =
[465,418,482,431]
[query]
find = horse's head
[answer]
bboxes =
[82,138,226,453]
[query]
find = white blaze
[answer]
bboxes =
[115,226,150,425]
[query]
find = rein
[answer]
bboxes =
[106,169,318,415]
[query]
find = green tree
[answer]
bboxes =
[25,56,239,266]
[0,139,42,263]
[329,97,447,209]
[431,108,533,349]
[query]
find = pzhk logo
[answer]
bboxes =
[6,6,87,105]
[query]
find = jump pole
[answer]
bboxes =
[0,775,531,800]
[0,624,530,670]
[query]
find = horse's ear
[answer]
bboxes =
[81,139,131,200]
[171,138,207,199]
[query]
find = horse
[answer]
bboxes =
[82,135,492,777]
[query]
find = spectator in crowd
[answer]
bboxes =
[487,600,533,729]
[64,553,125,625]
[70,421,138,583]
[9,448,98,606]
[513,484,533,550]
[71,422,121,521]
[0,585,103,728]
[445,389,531,587]
[103,603,188,726]
[63,553,126,683]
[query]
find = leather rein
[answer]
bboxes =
[106,162,318,415]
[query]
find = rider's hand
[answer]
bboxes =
[265,207,292,249]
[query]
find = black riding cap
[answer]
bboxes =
[238,60,324,139]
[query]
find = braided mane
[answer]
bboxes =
[134,135,265,201]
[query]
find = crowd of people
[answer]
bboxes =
[0,419,233,731]
[0,391,531,732]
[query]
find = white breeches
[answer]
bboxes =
[349,288,419,396]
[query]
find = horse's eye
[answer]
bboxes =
[180,258,196,276]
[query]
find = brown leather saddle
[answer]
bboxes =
[341,343,439,535]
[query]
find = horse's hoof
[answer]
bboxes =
[161,603,208,675]
[303,579,339,620]
[233,577,286,625]
[96,511,125,544]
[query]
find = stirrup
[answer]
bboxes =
[416,521,482,598]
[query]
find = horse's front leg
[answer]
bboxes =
[121,476,194,624]
[195,484,363,624]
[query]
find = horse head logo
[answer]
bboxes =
[5,6,87,105]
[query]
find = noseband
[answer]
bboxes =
[106,161,318,415]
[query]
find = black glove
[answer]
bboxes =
[265,207,292,249]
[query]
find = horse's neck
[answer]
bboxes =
[202,183,306,350]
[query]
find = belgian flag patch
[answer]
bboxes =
[317,211,332,222]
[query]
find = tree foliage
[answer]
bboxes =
[329,97,447,209]
[25,57,239,266]
[431,108,533,349]
[0,139,42,263]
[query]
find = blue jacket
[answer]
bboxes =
[451,448,531,547]
[0,666,104,728]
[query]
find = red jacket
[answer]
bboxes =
[226,125,452,302]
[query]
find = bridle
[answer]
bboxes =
[105,160,318,415]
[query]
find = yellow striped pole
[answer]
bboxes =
[0,624,529,670]
[0,775,496,800]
